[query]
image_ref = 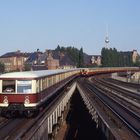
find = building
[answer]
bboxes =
[91,55,102,66]
[0,50,30,72]
[45,50,59,70]
[120,50,139,65]
[82,53,102,67]
[25,51,43,66]
[132,50,139,63]
[52,51,76,69]
[25,50,60,70]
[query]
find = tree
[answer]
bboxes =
[66,46,79,66]
[78,47,84,67]
[101,47,120,67]
[101,47,109,67]
[101,47,135,67]
[55,45,66,52]
[55,45,61,51]
[55,45,85,67]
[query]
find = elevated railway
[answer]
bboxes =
[88,78,140,137]
[91,77,140,110]
[105,78,140,91]
[0,67,139,139]
[77,76,140,140]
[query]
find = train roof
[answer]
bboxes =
[0,69,78,79]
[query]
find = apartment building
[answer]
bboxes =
[0,50,30,72]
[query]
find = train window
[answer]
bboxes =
[45,78,47,88]
[48,77,52,87]
[17,80,32,93]
[42,78,46,90]
[39,79,42,91]
[62,74,64,80]
[59,74,61,81]
[53,76,56,84]
[46,77,48,88]
[36,80,39,93]
[2,80,15,93]
[56,75,59,83]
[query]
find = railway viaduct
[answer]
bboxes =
[0,67,139,140]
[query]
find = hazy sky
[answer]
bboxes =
[0,0,140,55]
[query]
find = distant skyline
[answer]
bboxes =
[0,0,140,55]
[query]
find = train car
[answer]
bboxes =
[80,67,139,76]
[80,68,89,76]
[0,69,80,117]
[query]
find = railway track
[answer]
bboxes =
[0,117,11,130]
[93,77,140,104]
[78,78,140,139]
[0,118,29,140]
[90,77,140,116]
[105,78,140,91]
[88,81,140,137]
[0,100,57,140]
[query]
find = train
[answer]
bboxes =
[80,67,139,76]
[0,67,139,117]
[0,69,80,117]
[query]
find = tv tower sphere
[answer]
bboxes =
[105,37,109,43]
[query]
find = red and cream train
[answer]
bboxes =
[0,67,139,117]
[0,69,80,117]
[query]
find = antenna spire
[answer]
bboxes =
[105,24,109,48]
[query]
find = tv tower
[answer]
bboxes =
[105,25,109,48]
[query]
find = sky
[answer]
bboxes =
[0,0,140,55]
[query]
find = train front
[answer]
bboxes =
[0,72,38,117]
